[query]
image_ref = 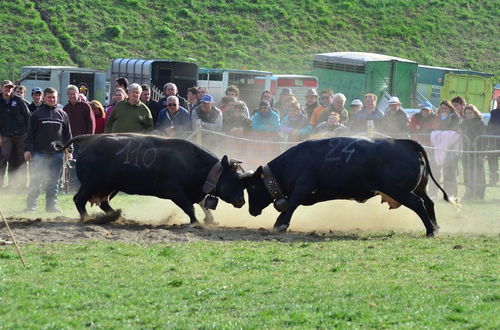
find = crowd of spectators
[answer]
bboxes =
[1,76,500,208]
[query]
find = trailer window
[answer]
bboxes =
[313,61,365,74]
[25,72,51,81]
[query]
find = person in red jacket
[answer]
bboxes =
[90,100,106,134]
[408,101,439,146]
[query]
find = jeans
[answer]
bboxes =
[0,134,27,187]
[26,152,63,210]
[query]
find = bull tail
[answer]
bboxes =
[403,139,457,205]
[51,134,96,152]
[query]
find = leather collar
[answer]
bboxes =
[203,161,223,195]
[262,165,285,200]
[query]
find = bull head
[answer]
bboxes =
[239,171,254,179]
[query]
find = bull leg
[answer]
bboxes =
[416,191,439,232]
[99,201,114,214]
[391,191,437,237]
[171,192,198,224]
[73,186,92,221]
[99,190,118,214]
[274,182,316,232]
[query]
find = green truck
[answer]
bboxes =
[417,65,494,112]
[310,52,418,108]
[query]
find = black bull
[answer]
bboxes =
[53,134,246,223]
[242,137,454,237]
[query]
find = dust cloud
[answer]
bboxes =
[117,194,500,236]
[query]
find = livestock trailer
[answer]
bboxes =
[109,58,198,101]
[197,68,272,110]
[310,52,418,108]
[255,74,319,105]
[417,65,494,112]
[18,66,106,105]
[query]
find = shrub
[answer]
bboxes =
[105,25,123,39]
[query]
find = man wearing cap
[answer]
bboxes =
[379,96,409,137]
[191,94,223,132]
[408,101,438,146]
[349,99,363,117]
[158,82,188,111]
[24,87,72,212]
[104,83,154,133]
[304,88,319,119]
[0,80,31,189]
[28,87,44,112]
[273,88,293,119]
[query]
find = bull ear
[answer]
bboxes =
[221,155,229,168]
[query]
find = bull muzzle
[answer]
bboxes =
[232,198,245,208]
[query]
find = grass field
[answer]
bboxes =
[0,191,499,327]
[1,236,499,328]
[1,0,498,81]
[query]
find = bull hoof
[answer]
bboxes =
[274,224,289,232]
[426,231,435,238]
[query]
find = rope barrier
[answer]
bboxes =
[197,129,500,154]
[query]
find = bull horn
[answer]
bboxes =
[239,171,254,178]
[229,158,243,166]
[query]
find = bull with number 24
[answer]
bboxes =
[241,137,455,237]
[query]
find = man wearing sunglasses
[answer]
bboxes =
[157,96,191,137]
[309,88,335,128]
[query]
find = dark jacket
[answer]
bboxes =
[28,101,43,113]
[143,100,160,125]
[0,95,31,137]
[460,117,486,151]
[25,104,72,153]
[380,109,409,136]
[63,100,96,136]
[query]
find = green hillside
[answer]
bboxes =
[1,0,499,82]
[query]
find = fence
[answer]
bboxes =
[185,128,500,201]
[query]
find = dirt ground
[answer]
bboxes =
[1,197,498,245]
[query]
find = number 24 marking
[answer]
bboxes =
[325,139,357,163]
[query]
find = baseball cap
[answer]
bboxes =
[388,96,400,104]
[31,87,43,94]
[200,94,214,103]
[421,101,433,110]
[2,80,14,87]
[350,99,362,106]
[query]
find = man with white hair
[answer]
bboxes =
[320,93,349,125]
[158,82,188,110]
[104,83,153,133]
[63,85,95,138]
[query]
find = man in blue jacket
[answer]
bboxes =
[157,96,191,137]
